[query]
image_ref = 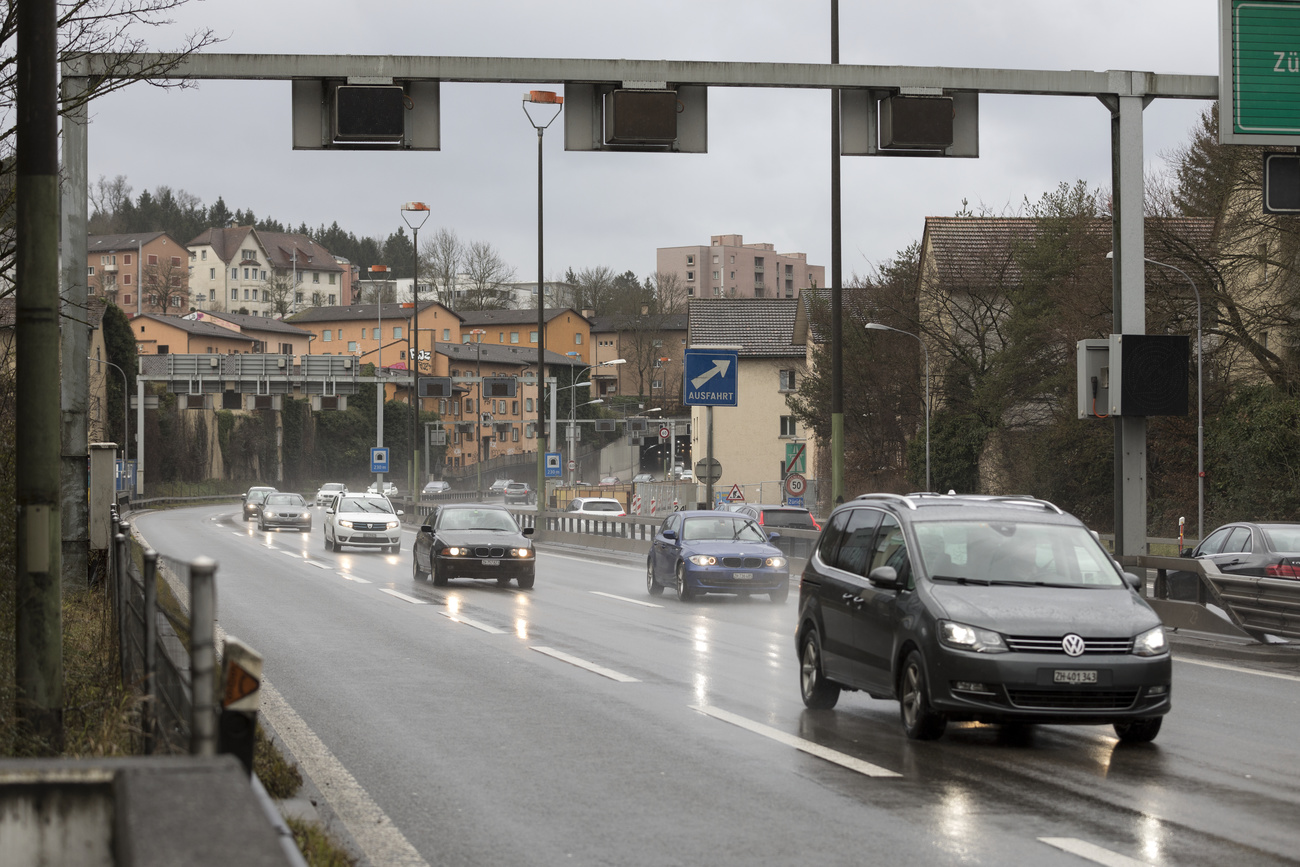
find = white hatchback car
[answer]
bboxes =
[314,482,347,506]
[323,492,404,553]
[565,497,626,517]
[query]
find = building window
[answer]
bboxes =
[87,265,95,276]
[464,398,473,413]
[313,272,320,283]
[687,285,695,297]
[123,254,131,265]
[122,294,131,305]
[686,270,694,281]
[231,288,238,300]
[122,274,131,285]
[512,427,520,443]
[346,341,357,351]
[171,256,182,266]
[511,400,519,414]
[712,270,720,280]
[712,287,721,297]
[209,289,215,302]
[779,369,797,391]
[780,416,797,437]
[323,331,332,342]
[146,294,158,306]
[261,271,267,281]
[530,330,538,343]
[232,268,238,279]
[730,271,735,279]
[729,255,735,264]
[574,333,583,345]
[171,296,183,307]
[296,292,304,303]
[262,290,270,302]
[242,250,256,262]
[712,255,719,264]
[201,250,208,260]
[442,328,450,341]
[652,379,663,390]
[329,273,336,285]
[393,326,402,339]
[208,268,215,279]
[328,294,336,304]
[686,254,694,265]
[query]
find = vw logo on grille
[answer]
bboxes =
[1061,634,1086,657]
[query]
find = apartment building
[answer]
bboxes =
[186,225,345,316]
[87,232,191,316]
[657,233,825,300]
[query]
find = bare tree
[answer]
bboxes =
[460,241,515,311]
[421,227,463,308]
[141,253,189,313]
[0,0,222,301]
[263,271,296,318]
[353,280,396,305]
[88,173,133,234]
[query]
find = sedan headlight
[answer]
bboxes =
[443,546,467,556]
[1133,625,1168,657]
[939,620,1009,654]
[766,556,787,569]
[512,548,533,558]
[688,554,716,566]
[337,520,353,529]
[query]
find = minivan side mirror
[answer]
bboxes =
[868,565,900,589]
[395,510,404,516]
[1122,571,1144,591]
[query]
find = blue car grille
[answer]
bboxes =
[1004,635,1135,654]
[722,557,764,568]
[351,521,390,532]
[1005,689,1139,710]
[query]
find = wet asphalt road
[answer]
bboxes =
[134,504,1300,867]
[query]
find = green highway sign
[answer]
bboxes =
[1222,0,1300,142]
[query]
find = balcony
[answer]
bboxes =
[754,281,766,291]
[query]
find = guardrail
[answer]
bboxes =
[1121,554,1300,642]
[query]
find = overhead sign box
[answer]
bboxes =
[879,96,954,149]
[841,90,978,158]
[565,82,707,152]
[605,89,678,144]
[292,79,440,150]
[481,377,517,398]
[1264,153,1300,213]
[419,376,454,398]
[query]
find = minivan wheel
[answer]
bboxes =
[646,560,663,596]
[900,650,947,740]
[1113,717,1162,743]
[799,630,840,710]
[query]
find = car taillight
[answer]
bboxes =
[1266,562,1300,578]
[756,512,765,525]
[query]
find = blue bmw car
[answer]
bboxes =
[648,510,790,602]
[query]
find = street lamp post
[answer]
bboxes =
[523,90,563,510]
[563,352,625,485]
[469,328,487,496]
[866,323,930,492]
[402,202,430,497]
[90,356,129,462]
[570,398,604,483]
[368,265,389,490]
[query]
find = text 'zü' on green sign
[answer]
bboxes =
[1231,0,1300,135]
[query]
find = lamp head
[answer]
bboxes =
[865,322,888,331]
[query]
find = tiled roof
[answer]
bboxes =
[435,342,580,368]
[186,226,255,263]
[921,216,1217,289]
[795,289,881,346]
[88,232,169,252]
[256,231,342,273]
[687,298,804,358]
[588,313,688,333]
[458,308,580,327]
[135,313,257,341]
[192,310,313,336]
[288,301,445,324]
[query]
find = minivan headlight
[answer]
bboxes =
[1133,625,1167,657]
[939,620,1009,654]
[688,555,716,566]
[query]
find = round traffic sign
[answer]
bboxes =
[659,426,670,440]
[567,459,576,471]
[695,457,722,484]
[784,472,806,497]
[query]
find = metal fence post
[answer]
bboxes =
[189,556,217,756]
[115,522,130,687]
[142,548,158,754]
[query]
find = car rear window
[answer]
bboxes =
[1263,526,1300,552]
[760,509,817,529]
[587,501,622,511]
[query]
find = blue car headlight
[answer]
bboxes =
[766,556,787,569]
[688,554,716,566]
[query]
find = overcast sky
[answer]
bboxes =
[84,0,1219,283]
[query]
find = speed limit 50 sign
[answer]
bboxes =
[784,472,806,498]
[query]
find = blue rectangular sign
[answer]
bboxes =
[544,451,562,478]
[683,349,739,407]
[370,447,390,473]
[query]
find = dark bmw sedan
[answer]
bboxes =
[412,504,535,589]
[1168,522,1300,599]
[648,510,789,602]
[796,494,1170,742]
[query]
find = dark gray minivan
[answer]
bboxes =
[796,494,1171,742]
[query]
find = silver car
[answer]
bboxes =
[258,493,312,533]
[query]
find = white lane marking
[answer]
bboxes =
[1038,837,1149,867]
[232,532,245,537]
[261,678,430,867]
[280,550,300,558]
[439,611,506,634]
[695,705,901,778]
[590,590,663,608]
[380,588,427,605]
[305,560,331,570]
[530,646,639,682]
[1177,656,1300,683]
[339,573,372,584]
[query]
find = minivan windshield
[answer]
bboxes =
[913,520,1123,587]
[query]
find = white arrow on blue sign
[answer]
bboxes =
[683,349,739,407]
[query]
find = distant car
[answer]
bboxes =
[565,497,626,517]
[322,492,404,553]
[648,510,789,603]
[1168,521,1300,599]
[314,482,347,506]
[421,480,452,497]
[242,486,277,521]
[367,481,399,497]
[632,473,654,484]
[503,482,534,505]
[488,479,512,496]
[734,504,821,531]
[412,503,535,589]
[258,492,312,533]
[672,467,694,482]
[599,476,621,486]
